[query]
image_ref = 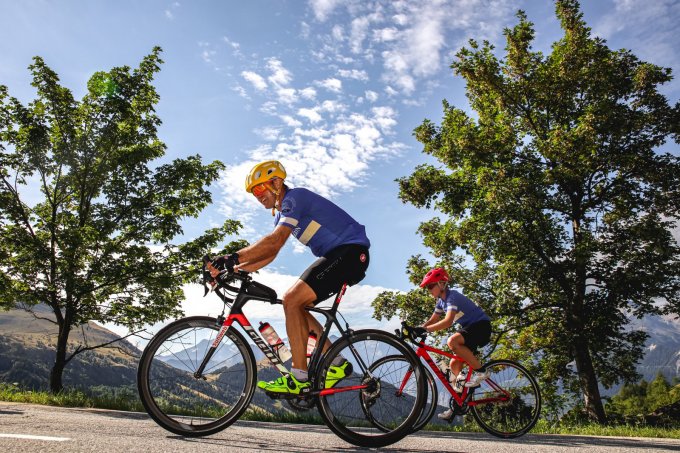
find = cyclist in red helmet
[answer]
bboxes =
[416,267,491,421]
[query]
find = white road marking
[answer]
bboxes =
[0,433,70,441]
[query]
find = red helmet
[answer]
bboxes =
[420,267,449,288]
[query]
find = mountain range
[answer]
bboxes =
[0,306,677,418]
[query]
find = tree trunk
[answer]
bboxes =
[573,336,607,423]
[49,323,70,393]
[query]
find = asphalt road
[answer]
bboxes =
[1,402,679,452]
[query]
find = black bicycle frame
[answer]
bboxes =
[195,272,373,396]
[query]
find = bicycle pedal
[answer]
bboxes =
[263,390,288,400]
[264,390,311,401]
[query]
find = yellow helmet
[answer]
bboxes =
[245,160,287,193]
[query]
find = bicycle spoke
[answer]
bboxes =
[138,317,256,436]
[470,359,541,438]
[317,330,425,448]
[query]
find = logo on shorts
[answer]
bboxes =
[359,253,366,263]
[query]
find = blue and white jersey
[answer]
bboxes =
[434,289,490,329]
[274,188,370,257]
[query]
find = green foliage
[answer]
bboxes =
[607,373,680,418]
[375,0,680,423]
[0,47,242,391]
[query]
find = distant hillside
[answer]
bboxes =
[3,306,676,419]
[0,306,140,390]
[631,314,680,383]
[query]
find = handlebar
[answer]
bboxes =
[397,321,428,344]
[202,254,281,306]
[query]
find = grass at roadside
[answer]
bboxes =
[2,383,678,438]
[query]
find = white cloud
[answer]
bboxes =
[365,90,378,102]
[349,15,371,54]
[298,107,323,123]
[316,77,343,93]
[164,1,180,20]
[373,27,398,42]
[217,100,404,228]
[256,126,281,141]
[299,87,317,100]
[223,36,243,58]
[309,0,342,22]
[593,0,680,87]
[306,1,515,95]
[276,87,298,104]
[337,68,369,81]
[232,85,249,99]
[241,71,268,91]
[203,52,217,65]
[267,58,293,86]
[319,99,346,114]
[280,115,303,127]
[331,24,344,41]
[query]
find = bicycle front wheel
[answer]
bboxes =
[470,359,541,438]
[316,330,426,448]
[368,355,437,433]
[137,316,256,437]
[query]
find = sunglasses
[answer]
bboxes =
[426,283,439,290]
[251,183,269,197]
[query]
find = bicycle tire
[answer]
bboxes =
[137,316,256,437]
[316,330,426,448]
[367,355,437,433]
[470,359,541,438]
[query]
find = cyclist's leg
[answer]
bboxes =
[282,279,317,372]
[448,332,482,371]
[298,244,370,358]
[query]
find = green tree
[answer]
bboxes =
[374,0,680,423]
[0,47,242,392]
[607,373,680,417]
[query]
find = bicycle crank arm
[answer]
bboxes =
[264,384,370,401]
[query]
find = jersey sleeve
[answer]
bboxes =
[276,192,304,229]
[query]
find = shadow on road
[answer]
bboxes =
[415,431,680,452]
[72,409,680,452]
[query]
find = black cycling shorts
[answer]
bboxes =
[300,244,370,304]
[460,320,491,351]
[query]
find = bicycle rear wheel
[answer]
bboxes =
[470,359,541,438]
[316,330,426,448]
[367,355,437,433]
[137,316,256,437]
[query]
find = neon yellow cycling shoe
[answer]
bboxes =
[325,360,353,389]
[258,375,310,395]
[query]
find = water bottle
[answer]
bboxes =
[258,322,292,362]
[306,331,318,364]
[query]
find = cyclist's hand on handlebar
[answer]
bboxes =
[412,326,427,338]
[400,322,428,341]
[210,253,239,277]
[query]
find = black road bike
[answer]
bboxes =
[137,258,425,448]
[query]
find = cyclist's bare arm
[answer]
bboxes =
[234,225,292,272]
[422,312,440,330]
[424,310,456,332]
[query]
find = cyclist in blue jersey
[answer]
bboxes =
[211,160,370,395]
[413,267,491,421]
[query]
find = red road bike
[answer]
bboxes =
[380,323,542,438]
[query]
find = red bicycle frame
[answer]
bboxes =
[398,341,511,408]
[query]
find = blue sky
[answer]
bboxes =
[2,0,679,338]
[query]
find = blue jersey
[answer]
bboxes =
[274,188,370,257]
[434,289,490,329]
